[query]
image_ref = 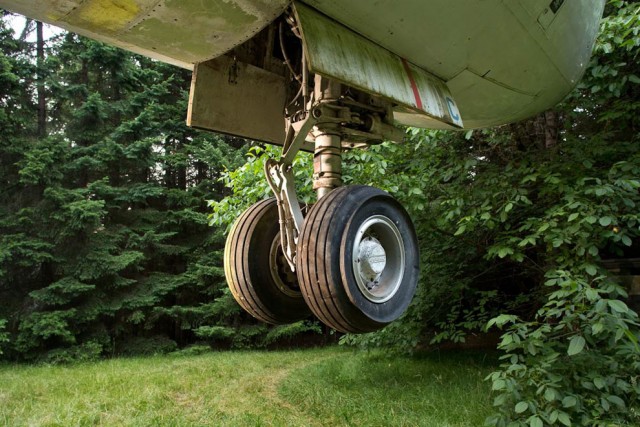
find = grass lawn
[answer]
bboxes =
[0,347,495,426]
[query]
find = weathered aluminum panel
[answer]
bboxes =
[187,56,286,145]
[0,0,288,69]
[300,0,604,129]
[294,2,463,129]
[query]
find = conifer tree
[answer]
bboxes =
[0,15,253,361]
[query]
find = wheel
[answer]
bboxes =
[224,198,310,324]
[296,185,419,333]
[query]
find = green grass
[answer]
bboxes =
[0,347,495,426]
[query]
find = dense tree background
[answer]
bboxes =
[0,13,324,363]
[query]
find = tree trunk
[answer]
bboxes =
[543,111,559,149]
[36,22,46,138]
[177,137,187,190]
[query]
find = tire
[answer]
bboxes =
[297,185,419,333]
[224,198,310,324]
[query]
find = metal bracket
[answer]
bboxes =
[281,111,317,164]
[264,112,317,271]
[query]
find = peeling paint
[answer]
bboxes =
[71,0,141,33]
[0,0,288,67]
[124,0,260,62]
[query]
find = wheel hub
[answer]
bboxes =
[356,237,387,284]
[352,215,405,304]
[269,234,301,297]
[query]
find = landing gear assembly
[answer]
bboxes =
[223,14,419,333]
[224,75,419,333]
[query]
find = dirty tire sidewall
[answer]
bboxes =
[225,198,310,324]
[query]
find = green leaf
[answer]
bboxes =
[585,216,597,224]
[497,247,513,258]
[515,401,528,413]
[592,322,604,334]
[599,216,612,226]
[585,288,598,301]
[557,412,572,426]
[585,265,597,276]
[608,300,629,313]
[629,74,640,84]
[454,225,466,236]
[501,334,513,345]
[538,223,550,232]
[492,379,506,390]
[568,212,579,222]
[606,395,626,408]
[493,394,507,406]
[529,416,543,427]
[567,335,586,356]
[487,314,517,329]
[544,387,556,402]
[562,396,577,408]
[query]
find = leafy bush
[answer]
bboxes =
[263,321,322,345]
[481,2,640,423]
[117,335,178,357]
[169,344,212,357]
[471,133,640,425]
[39,340,104,365]
[0,319,9,357]
[486,272,639,426]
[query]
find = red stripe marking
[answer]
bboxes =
[401,58,423,111]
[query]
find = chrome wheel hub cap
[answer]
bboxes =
[352,215,405,303]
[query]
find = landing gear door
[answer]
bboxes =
[293,2,463,129]
[187,55,287,145]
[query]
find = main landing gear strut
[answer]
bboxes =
[224,74,419,333]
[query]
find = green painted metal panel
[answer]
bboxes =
[294,2,463,128]
[0,0,288,69]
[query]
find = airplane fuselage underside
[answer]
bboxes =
[0,0,604,132]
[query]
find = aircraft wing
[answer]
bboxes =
[0,0,289,69]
